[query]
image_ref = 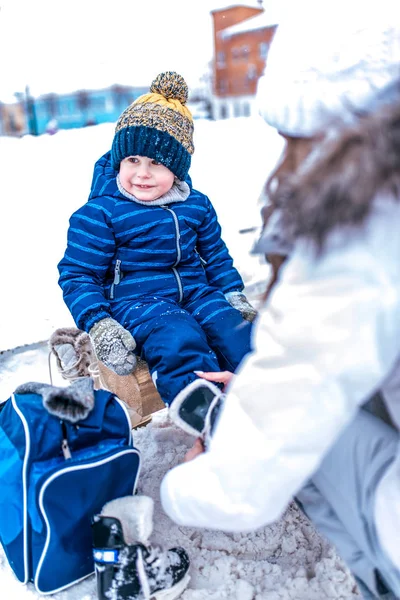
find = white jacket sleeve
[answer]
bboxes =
[161,196,400,531]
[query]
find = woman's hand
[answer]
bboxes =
[194,370,234,391]
[184,437,205,462]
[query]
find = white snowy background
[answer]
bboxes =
[0,117,361,598]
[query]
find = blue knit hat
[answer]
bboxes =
[111,72,194,181]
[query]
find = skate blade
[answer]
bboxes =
[151,573,190,600]
[133,414,153,429]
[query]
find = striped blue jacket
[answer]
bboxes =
[58,152,244,331]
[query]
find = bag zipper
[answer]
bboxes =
[60,421,72,460]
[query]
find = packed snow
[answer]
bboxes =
[0,118,361,598]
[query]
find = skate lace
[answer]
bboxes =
[135,544,182,599]
[136,547,151,600]
[144,545,171,587]
[48,351,107,390]
[145,545,163,565]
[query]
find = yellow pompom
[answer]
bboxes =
[150,71,188,105]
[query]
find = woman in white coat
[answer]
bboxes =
[160,1,400,598]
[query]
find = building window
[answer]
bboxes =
[105,97,114,112]
[247,64,257,81]
[58,99,71,117]
[242,102,251,117]
[234,102,241,117]
[231,47,240,61]
[218,79,227,94]
[217,51,226,68]
[242,45,250,61]
[259,42,269,59]
[92,97,106,111]
[35,104,46,119]
[43,94,59,118]
[220,104,228,119]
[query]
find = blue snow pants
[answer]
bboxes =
[297,399,400,599]
[111,286,253,405]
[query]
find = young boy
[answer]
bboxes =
[57,71,255,406]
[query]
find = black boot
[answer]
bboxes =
[169,379,224,446]
[92,513,190,600]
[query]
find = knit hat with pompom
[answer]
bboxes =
[111,71,194,180]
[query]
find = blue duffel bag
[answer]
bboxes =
[0,378,140,595]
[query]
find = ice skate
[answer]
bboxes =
[169,378,224,444]
[92,495,190,600]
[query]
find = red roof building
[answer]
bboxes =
[211,2,277,119]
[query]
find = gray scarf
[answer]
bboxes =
[116,174,190,206]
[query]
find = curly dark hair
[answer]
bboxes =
[264,81,400,251]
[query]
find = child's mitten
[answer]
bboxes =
[225,291,257,322]
[90,318,137,376]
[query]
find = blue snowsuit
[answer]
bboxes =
[58,153,252,404]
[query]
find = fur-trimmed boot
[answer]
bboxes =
[92,495,190,600]
[48,327,162,428]
[168,379,224,447]
[49,327,99,384]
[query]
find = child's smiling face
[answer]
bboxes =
[119,156,175,202]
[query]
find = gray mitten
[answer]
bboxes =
[225,291,257,322]
[90,318,137,376]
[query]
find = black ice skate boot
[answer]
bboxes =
[92,495,190,600]
[169,379,224,447]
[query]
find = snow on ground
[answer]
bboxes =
[0,118,361,598]
[0,409,361,600]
